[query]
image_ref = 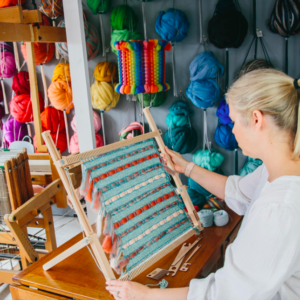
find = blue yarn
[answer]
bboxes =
[216,97,232,125]
[198,209,214,227]
[187,187,207,209]
[213,210,229,226]
[155,8,190,43]
[166,114,189,129]
[186,79,220,109]
[192,149,224,171]
[214,123,238,151]
[169,99,193,116]
[189,51,224,81]
[240,157,263,176]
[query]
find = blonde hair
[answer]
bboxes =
[226,69,300,161]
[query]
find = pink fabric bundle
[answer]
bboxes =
[3,118,28,147]
[70,132,104,154]
[71,110,101,133]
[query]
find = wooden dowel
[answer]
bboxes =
[52,20,60,60]
[23,150,34,199]
[40,65,48,107]
[16,153,29,204]
[1,79,8,114]
[64,110,70,153]
[11,157,23,208]
[13,42,20,72]
[4,160,18,211]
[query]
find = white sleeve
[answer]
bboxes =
[224,165,264,215]
[187,201,300,300]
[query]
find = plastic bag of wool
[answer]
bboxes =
[79,139,194,275]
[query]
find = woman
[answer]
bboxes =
[106,69,300,300]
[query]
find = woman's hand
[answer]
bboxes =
[160,146,189,174]
[106,280,152,300]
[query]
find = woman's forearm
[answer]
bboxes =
[189,165,228,199]
[149,287,189,300]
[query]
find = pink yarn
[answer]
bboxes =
[3,118,27,147]
[71,110,101,133]
[70,132,104,154]
[0,51,17,78]
[0,105,3,129]
[119,122,144,139]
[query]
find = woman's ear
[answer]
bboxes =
[252,109,264,130]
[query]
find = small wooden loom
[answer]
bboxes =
[42,107,202,280]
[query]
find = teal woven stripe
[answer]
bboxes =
[94,157,161,192]
[106,178,170,214]
[83,140,154,170]
[120,202,182,246]
[126,222,191,270]
[112,186,174,223]
[105,169,168,213]
[91,148,157,180]
[122,212,187,257]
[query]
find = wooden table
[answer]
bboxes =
[10,209,242,300]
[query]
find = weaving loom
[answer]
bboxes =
[42,108,202,280]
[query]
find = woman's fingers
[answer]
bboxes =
[106,280,125,287]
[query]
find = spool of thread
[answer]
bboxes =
[48,81,73,113]
[214,122,238,151]
[12,71,30,95]
[0,0,26,8]
[137,91,168,108]
[110,4,138,30]
[208,0,248,49]
[71,110,101,133]
[3,118,27,147]
[110,30,142,55]
[52,62,71,82]
[155,8,190,42]
[70,132,104,154]
[198,210,214,227]
[193,149,224,171]
[10,92,44,123]
[90,81,120,111]
[94,62,117,82]
[119,122,143,140]
[213,210,229,226]
[216,97,231,124]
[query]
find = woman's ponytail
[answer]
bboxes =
[293,79,300,160]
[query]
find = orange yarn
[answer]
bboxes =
[48,81,73,113]
[52,62,71,82]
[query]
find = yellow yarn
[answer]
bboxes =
[52,62,71,83]
[94,62,117,83]
[91,81,120,111]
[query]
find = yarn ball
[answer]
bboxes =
[40,0,64,19]
[119,122,143,140]
[70,132,104,154]
[164,126,197,154]
[110,30,142,54]
[186,79,220,109]
[48,81,73,113]
[137,91,168,107]
[57,19,100,61]
[52,62,71,82]
[187,187,207,209]
[40,106,65,133]
[0,51,16,78]
[12,71,30,95]
[208,0,248,49]
[155,8,190,43]
[0,0,25,8]
[94,62,117,83]
[10,92,44,123]
[0,105,3,129]
[216,96,231,125]
[110,4,138,31]
[269,0,300,37]
[169,99,193,116]
[166,114,189,129]
[33,131,67,153]
[87,0,111,14]
[240,157,263,177]
[213,210,229,226]
[198,209,214,227]
[91,81,120,111]
[214,122,238,151]
[193,149,225,171]
[71,110,101,133]
[189,51,224,81]
[3,118,27,147]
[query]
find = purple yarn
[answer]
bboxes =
[216,97,232,124]
[3,118,28,147]
[0,51,16,78]
[0,104,3,130]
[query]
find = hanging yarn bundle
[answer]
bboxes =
[214,122,237,151]
[40,0,64,19]
[193,149,224,172]
[12,71,30,95]
[110,30,142,55]
[239,157,263,176]
[137,91,168,108]
[3,118,27,147]
[268,0,300,74]
[0,0,25,8]
[57,14,100,61]
[216,96,231,124]
[71,110,102,133]
[164,99,197,154]
[207,0,248,49]
[186,51,224,109]
[119,122,143,141]
[10,92,44,123]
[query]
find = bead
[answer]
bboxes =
[121,218,127,225]
[153,224,158,230]
[125,164,131,168]
[151,201,156,207]
[145,229,151,235]
[147,155,152,160]
[117,166,124,172]
[164,194,169,200]
[142,182,147,187]
[135,185,140,190]
[129,213,135,219]
[170,191,175,197]
[132,161,138,166]
[137,209,143,215]
[157,197,163,203]
[101,174,107,179]
[166,216,172,222]
[155,175,160,180]
[143,205,149,211]
[162,173,166,177]
[114,223,120,229]
[129,240,135,245]
[120,192,126,197]
[108,170,116,176]
[159,220,165,226]
[112,196,118,202]
[138,234,143,240]
[128,189,133,193]
[139,158,145,163]
[153,153,159,158]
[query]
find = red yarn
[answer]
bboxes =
[10,92,44,123]
[40,106,65,133]
[0,0,25,8]
[33,130,67,153]
[12,71,30,95]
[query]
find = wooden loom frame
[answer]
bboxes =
[41,107,202,280]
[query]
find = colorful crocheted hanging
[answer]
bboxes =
[80,139,193,274]
[114,39,171,95]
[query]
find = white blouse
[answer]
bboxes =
[187,165,300,300]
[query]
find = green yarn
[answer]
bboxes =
[111,30,142,54]
[193,149,224,171]
[87,0,111,14]
[110,4,138,30]
[166,114,189,129]
[137,91,168,108]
